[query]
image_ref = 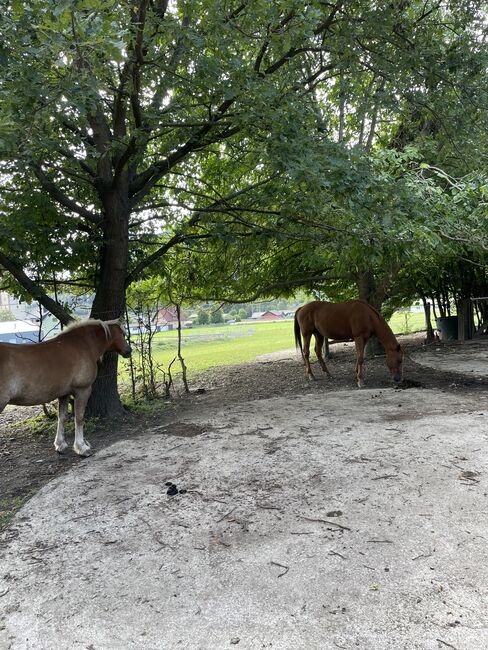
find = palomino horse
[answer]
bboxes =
[0,319,131,456]
[294,300,403,387]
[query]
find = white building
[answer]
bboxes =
[0,291,33,321]
[0,320,39,343]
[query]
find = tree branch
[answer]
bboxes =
[125,232,213,286]
[178,273,336,304]
[263,1,342,75]
[58,117,96,148]
[0,251,74,325]
[54,146,96,177]
[129,3,341,206]
[32,164,103,225]
[129,99,235,205]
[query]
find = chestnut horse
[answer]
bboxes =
[0,319,131,456]
[294,300,403,387]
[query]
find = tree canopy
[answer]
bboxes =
[1,0,487,412]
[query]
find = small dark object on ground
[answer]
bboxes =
[395,378,424,389]
[326,510,343,517]
[165,480,186,495]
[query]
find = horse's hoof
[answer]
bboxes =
[74,443,92,457]
[55,441,68,454]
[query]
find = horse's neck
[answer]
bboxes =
[66,325,109,357]
[90,325,111,355]
[371,313,397,349]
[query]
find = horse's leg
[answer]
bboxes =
[73,387,93,457]
[354,337,366,388]
[54,395,70,453]
[302,332,315,380]
[314,334,332,378]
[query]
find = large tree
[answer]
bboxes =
[1,0,349,413]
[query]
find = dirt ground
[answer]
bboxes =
[3,334,488,649]
[1,333,487,529]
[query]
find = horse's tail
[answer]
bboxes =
[294,309,303,357]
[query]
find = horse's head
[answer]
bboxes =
[107,321,132,358]
[386,343,403,384]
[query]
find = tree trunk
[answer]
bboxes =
[86,188,130,418]
[421,295,435,342]
[86,353,125,417]
[357,269,386,357]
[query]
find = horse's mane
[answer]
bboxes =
[357,300,400,348]
[59,318,123,340]
[357,299,386,321]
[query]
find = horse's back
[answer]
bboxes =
[296,300,376,339]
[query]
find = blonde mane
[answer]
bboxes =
[60,318,124,340]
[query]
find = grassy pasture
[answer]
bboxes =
[122,311,428,380]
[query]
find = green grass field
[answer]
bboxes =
[122,311,428,381]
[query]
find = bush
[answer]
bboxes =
[210,309,224,324]
[0,308,15,322]
[197,311,209,325]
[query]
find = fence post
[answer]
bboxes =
[458,298,466,341]
[466,298,474,339]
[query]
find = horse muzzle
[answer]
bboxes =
[392,373,402,384]
[122,346,132,358]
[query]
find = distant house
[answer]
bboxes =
[153,307,192,330]
[153,307,179,329]
[250,310,294,320]
[0,320,39,344]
